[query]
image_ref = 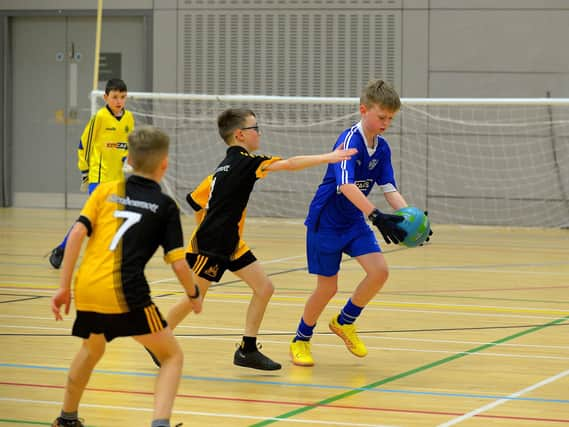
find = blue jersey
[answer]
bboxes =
[305,122,397,231]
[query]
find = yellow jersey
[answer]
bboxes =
[73,175,185,314]
[77,105,135,184]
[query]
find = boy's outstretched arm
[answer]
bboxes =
[51,222,87,320]
[170,259,203,314]
[263,146,357,172]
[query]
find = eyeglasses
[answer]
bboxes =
[241,125,260,133]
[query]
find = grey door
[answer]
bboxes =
[11,15,147,208]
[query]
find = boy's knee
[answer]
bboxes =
[323,285,338,299]
[171,346,184,364]
[84,341,105,361]
[160,342,184,366]
[258,279,275,299]
[369,266,389,285]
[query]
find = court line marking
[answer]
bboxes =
[1,363,568,404]
[1,316,567,350]
[2,381,569,425]
[437,368,569,427]
[0,398,396,427]
[1,327,568,360]
[248,315,569,426]
[1,296,567,321]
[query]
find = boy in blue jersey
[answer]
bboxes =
[48,78,134,269]
[290,79,409,366]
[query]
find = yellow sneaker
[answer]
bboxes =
[289,339,314,366]
[329,314,368,357]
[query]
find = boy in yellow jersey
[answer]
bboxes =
[50,126,202,427]
[151,108,356,371]
[48,78,135,269]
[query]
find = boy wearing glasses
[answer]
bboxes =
[156,108,357,371]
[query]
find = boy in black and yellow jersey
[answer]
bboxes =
[49,78,135,269]
[160,108,356,371]
[50,127,201,427]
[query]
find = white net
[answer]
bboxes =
[92,92,569,228]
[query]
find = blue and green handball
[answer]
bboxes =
[394,206,431,248]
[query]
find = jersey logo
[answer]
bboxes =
[106,142,128,150]
[354,179,373,192]
[125,125,130,133]
[204,264,220,277]
[368,159,378,170]
[106,127,117,131]
[215,165,230,174]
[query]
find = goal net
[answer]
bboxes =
[91,91,569,228]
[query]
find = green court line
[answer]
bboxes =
[250,315,569,426]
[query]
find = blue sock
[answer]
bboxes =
[338,299,363,325]
[59,228,72,249]
[151,420,169,427]
[294,317,315,341]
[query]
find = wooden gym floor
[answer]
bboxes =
[1,207,568,426]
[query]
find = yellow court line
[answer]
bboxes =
[167,292,569,316]
[2,285,568,317]
[0,283,57,290]
[366,300,569,316]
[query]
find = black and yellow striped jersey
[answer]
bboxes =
[73,175,185,314]
[189,145,280,259]
[77,105,135,184]
[186,174,249,260]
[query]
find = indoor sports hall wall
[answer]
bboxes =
[1,0,568,226]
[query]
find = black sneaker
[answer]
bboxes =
[145,346,161,367]
[233,347,282,371]
[49,246,64,269]
[52,418,84,427]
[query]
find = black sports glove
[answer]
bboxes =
[368,208,407,244]
[424,211,433,243]
[80,170,89,192]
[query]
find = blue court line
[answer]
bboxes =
[1,362,568,404]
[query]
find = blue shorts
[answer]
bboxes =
[306,225,381,277]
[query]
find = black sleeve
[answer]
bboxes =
[186,193,203,212]
[77,215,93,236]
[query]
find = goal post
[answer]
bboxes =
[91,90,569,228]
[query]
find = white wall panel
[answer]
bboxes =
[430,72,569,98]
[430,11,569,73]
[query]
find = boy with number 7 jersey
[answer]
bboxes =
[50,126,201,427]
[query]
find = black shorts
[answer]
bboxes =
[186,250,256,282]
[72,303,167,342]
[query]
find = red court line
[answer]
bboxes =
[1,381,568,423]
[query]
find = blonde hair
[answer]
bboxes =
[128,126,169,174]
[360,79,401,111]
